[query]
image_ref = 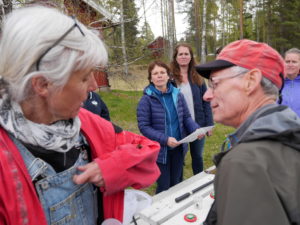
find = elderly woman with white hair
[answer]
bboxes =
[0,6,160,225]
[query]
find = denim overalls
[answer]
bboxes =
[12,135,98,225]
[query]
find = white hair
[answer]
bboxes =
[232,66,279,98]
[0,6,108,102]
[230,65,249,75]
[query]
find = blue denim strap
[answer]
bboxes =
[9,135,56,181]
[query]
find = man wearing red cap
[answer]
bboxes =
[196,39,300,225]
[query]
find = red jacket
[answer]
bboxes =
[0,109,160,225]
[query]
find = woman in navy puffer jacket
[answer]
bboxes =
[137,61,202,193]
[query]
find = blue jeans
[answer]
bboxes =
[156,146,184,194]
[190,137,205,174]
[12,135,98,225]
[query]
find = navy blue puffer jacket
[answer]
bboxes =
[190,82,213,127]
[137,83,199,164]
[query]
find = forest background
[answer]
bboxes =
[93,0,300,67]
[1,0,300,74]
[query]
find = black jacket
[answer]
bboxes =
[83,92,110,121]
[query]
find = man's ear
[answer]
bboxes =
[31,76,50,97]
[243,69,262,95]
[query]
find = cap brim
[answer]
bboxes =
[195,60,235,78]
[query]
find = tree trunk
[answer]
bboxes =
[213,13,217,55]
[0,0,12,32]
[194,0,201,59]
[120,0,128,76]
[256,0,259,41]
[262,0,266,42]
[171,0,176,43]
[161,0,167,57]
[239,0,244,39]
[142,0,147,36]
[200,0,207,63]
[0,0,5,24]
[221,0,226,47]
[167,0,175,61]
[266,0,271,44]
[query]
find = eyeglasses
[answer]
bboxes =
[36,16,85,71]
[208,71,247,90]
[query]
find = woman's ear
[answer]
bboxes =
[243,69,262,95]
[31,76,50,97]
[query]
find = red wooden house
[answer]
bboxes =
[147,36,167,58]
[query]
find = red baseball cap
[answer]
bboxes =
[195,39,285,88]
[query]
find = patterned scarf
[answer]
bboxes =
[0,78,81,153]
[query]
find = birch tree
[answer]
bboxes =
[200,0,207,63]
[239,0,244,39]
[194,0,201,58]
[161,0,167,57]
[159,0,176,60]
[120,0,128,76]
[167,0,176,60]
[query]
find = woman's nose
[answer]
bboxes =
[88,73,98,92]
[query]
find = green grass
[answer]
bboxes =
[99,90,234,195]
[100,90,143,132]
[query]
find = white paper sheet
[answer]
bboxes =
[178,126,214,144]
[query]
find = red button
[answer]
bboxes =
[184,213,197,222]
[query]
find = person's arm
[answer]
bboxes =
[77,109,161,195]
[0,129,48,225]
[97,130,160,194]
[74,130,161,195]
[137,96,169,146]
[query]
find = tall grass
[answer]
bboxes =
[99,90,234,195]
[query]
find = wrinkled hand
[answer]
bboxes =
[73,161,104,187]
[167,137,180,148]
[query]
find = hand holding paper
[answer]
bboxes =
[167,137,180,148]
[178,126,214,144]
